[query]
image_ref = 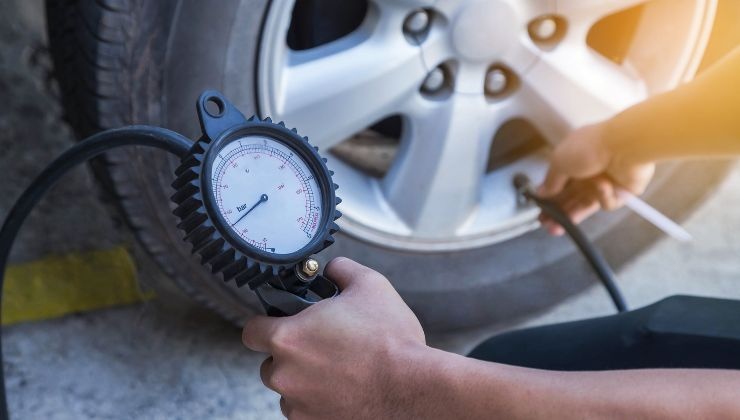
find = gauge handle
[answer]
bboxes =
[254,275,339,317]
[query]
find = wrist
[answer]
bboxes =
[600,103,665,167]
[598,117,630,166]
[386,343,464,419]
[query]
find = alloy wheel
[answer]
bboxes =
[257,0,716,252]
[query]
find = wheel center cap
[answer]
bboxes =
[451,0,517,63]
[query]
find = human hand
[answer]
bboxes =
[242,257,428,419]
[537,123,655,235]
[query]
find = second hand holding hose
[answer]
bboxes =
[513,173,628,313]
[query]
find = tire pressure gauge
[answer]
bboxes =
[171,91,341,316]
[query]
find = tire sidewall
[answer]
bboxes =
[108,0,733,331]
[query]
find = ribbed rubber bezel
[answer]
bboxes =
[171,115,341,289]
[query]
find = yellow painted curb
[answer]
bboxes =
[3,247,154,325]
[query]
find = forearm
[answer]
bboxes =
[603,46,740,164]
[411,347,740,419]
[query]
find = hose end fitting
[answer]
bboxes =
[513,173,534,205]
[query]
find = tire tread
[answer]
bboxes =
[45,0,248,324]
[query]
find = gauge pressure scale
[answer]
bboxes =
[172,91,341,316]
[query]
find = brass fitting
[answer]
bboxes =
[296,258,320,282]
[302,258,320,276]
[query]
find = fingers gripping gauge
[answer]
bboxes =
[171,91,342,316]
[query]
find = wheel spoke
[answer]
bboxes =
[382,94,509,236]
[454,63,488,94]
[275,29,425,150]
[520,44,646,143]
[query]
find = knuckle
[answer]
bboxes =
[259,357,273,385]
[242,316,260,335]
[603,202,617,211]
[280,398,308,419]
[263,364,285,394]
[280,397,291,418]
[594,178,611,193]
[242,317,267,349]
[268,370,294,396]
[594,181,615,208]
[270,325,298,353]
[266,376,284,395]
[288,411,304,419]
[598,196,615,210]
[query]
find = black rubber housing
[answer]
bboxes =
[470,295,740,371]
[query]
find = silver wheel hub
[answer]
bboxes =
[451,1,517,63]
[256,0,716,252]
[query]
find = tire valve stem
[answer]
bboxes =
[513,173,534,206]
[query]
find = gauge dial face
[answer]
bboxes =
[210,136,323,255]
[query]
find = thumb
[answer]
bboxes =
[537,166,569,197]
[323,257,378,291]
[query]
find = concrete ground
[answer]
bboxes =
[3,1,740,419]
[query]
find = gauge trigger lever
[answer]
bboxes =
[254,275,339,317]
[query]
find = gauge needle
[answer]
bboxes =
[231,194,268,226]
